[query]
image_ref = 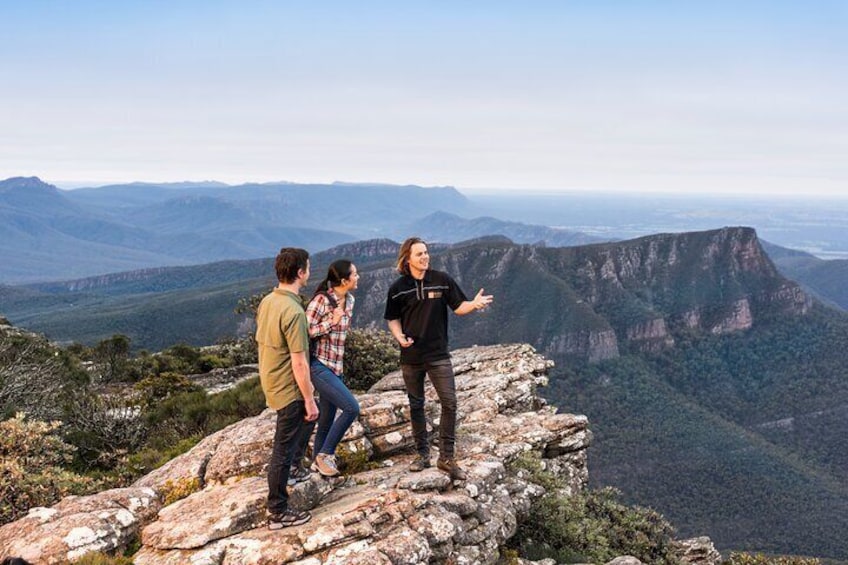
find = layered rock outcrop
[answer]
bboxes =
[0,344,720,564]
[350,227,812,362]
[0,345,590,564]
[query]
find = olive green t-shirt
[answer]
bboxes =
[255,288,309,411]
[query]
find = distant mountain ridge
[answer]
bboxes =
[0,176,471,283]
[761,241,848,311]
[403,210,606,247]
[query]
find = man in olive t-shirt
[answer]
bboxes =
[256,247,319,530]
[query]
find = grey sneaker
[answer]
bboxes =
[287,464,311,486]
[267,508,311,530]
[313,453,340,477]
[409,454,432,472]
[437,458,467,481]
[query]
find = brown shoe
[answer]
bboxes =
[312,453,340,477]
[409,454,431,472]
[437,458,467,481]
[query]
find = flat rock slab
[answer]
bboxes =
[0,487,160,564]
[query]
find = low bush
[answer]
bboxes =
[0,414,103,525]
[134,371,201,406]
[161,477,202,506]
[725,552,820,565]
[71,552,135,565]
[63,393,148,470]
[126,435,203,476]
[142,377,265,454]
[508,453,678,565]
[343,328,399,392]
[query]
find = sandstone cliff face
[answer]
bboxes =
[351,227,811,362]
[548,329,620,362]
[315,238,400,261]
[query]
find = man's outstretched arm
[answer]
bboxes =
[454,288,493,316]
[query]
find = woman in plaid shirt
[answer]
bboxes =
[305,259,361,477]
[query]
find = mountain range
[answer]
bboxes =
[1,176,613,284]
[0,177,469,283]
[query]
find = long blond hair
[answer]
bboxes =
[396,237,426,275]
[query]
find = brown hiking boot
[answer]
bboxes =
[409,454,431,472]
[437,458,467,481]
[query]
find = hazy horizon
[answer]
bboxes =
[2,1,846,197]
[31,177,848,202]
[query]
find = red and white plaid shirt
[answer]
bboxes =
[305,289,354,376]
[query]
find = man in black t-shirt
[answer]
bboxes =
[384,237,493,480]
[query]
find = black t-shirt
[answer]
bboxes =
[383,269,468,364]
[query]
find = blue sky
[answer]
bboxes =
[1,1,846,195]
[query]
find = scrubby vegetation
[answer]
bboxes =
[725,553,820,565]
[0,414,103,524]
[0,328,87,421]
[507,453,678,564]
[343,328,399,392]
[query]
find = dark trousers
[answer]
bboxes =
[267,400,305,514]
[402,359,457,459]
[291,415,315,466]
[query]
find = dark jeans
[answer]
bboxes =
[402,359,457,459]
[267,400,305,514]
[291,415,315,466]
[311,359,360,456]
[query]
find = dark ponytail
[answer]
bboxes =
[315,259,354,296]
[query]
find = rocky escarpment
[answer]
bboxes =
[538,227,811,356]
[0,344,719,564]
[350,227,812,362]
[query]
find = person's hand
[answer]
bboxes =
[398,334,414,348]
[473,288,493,311]
[330,306,344,326]
[304,398,319,422]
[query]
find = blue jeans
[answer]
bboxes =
[311,359,360,456]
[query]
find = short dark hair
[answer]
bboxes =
[275,247,309,283]
[396,237,426,275]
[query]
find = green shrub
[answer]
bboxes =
[126,435,203,476]
[71,552,135,565]
[63,391,148,470]
[343,328,399,392]
[508,453,677,565]
[93,334,132,382]
[134,371,202,406]
[215,336,257,366]
[161,477,202,505]
[143,377,265,453]
[0,414,103,525]
[196,353,229,373]
[725,552,820,565]
[1,330,87,420]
